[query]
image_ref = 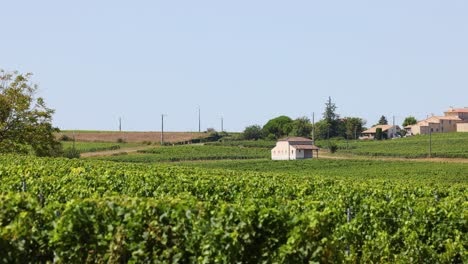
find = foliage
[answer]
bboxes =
[0,70,62,156]
[63,148,81,159]
[0,155,466,262]
[322,97,340,138]
[403,116,417,127]
[242,125,264,140]
[262,116,293,139]
[328,142,338,153]
[378,115,388,125]
[290,117,312,138]
[375,128,383,140]
[342,117,366,139]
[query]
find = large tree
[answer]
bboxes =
[378,115,388,125]
[342,117,366,139]
[262,115,293,139]
[0,70,62,156]
[322,97,340,138]
[242,125,263,140]
[290,117,313,138]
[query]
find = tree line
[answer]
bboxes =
[243,97,366,140]
[242,97,419,141]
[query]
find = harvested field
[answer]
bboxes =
[57,131,207,143]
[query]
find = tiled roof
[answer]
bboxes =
[278,137,313,142]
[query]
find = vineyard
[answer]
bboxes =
[61,142,144,153]
[96,145,269,162]
[0,155,466,262]
[331,132,468,158]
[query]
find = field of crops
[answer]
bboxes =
[331,132,468,158]
[0,154,466,262]
[61,142,144,153]
[206,140,276,148]
[96,145,269,162]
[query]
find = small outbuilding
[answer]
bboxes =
[271,137,319,160]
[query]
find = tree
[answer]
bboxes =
[243,125,263,140]
[262,116,293,139]
[378,115,388,125]
[313,120,330,140]
[0,70,62,156]
[290,117,312,138]
[322,97,340,138]
[342,117,366,139]
[375,128,383,140]
[402,116,417,127]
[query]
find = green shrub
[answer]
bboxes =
[63,148,80,159]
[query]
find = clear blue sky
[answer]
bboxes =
[2,1,467,132]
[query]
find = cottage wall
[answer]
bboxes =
[271,142,295,160]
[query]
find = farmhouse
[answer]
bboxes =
[405,107,468,135]
[271,137,319,160]
[361,125,401,139]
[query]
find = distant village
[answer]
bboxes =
[361,107,468,140]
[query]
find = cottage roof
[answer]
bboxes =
[362,125,399,134]
[278,137,313,142]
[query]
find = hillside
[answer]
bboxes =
[329,132,468,158]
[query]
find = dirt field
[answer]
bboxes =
[57,131,207,143]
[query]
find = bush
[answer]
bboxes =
[63,148,80,159]
[116,138,126,143]
[328,142,338,153]
[59,135,72,141]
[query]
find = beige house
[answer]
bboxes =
[361,125,401,139]
[271,137,319,160]
[406,108,468,135]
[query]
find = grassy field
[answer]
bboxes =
[61,141,145,153]
[330,132,468,158]
[95,145,269,162]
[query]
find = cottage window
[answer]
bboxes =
[449,120,452,124]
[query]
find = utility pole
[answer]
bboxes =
[392,115,395,138]
[119,117,122,132]
[161,114,167,145]
[221,117,224,132]
[312,112,315,143]
[198,107,201,133]
[72,130,76,150]
[429,128,432,158]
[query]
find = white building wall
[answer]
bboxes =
[271,142,290,160]
[271,142,297,160]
